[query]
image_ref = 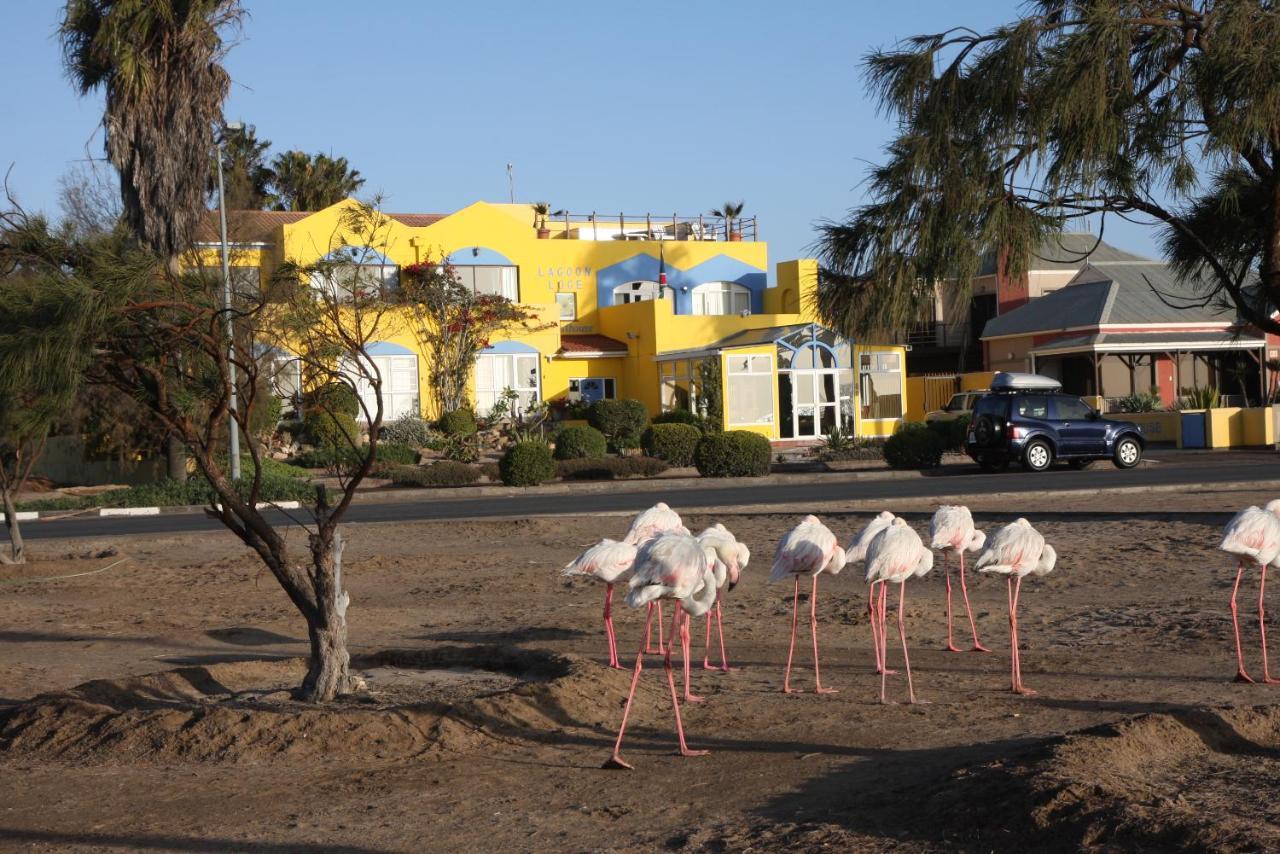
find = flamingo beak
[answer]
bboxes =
[728,563,740,591]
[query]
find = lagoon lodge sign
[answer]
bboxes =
[537,265,592,292]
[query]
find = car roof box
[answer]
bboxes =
[991,372,1062,391]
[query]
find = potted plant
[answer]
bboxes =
[710,200,745,241]
[533,202,551,239]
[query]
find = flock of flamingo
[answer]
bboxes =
[560,498,1280,769]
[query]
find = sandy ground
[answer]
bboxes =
[1,483,1280,852]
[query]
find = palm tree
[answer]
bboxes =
[212,123,273,209]
[710,200,745,240]
[268,151,365,211]
[60,0,243,268]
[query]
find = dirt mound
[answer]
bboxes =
[699,705,1280,853]
[0,645,652,765]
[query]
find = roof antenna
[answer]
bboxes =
[506,163,515,203]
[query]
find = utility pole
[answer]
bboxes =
[216,122,244,481]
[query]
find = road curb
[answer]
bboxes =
[22,499,301,522]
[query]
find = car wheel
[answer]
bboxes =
[1113,436,1142,469]
[1022,440,1052,472]
[973,415,997,446]
[978,456,1007,473]
[1068,459,1092,470]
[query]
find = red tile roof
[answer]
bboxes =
[559,334,629,355]
[195,209,446,243]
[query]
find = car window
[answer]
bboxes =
[963,394,979,410]
[945,394,964,411]
[1014,395,1048,418]
[1053,396,1092,420]
[974,397,1007,417]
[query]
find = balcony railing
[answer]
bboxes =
[543,211,759,242]
[893,321,972,350]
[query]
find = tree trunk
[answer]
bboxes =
[299,528,361,701]
[166,436,188,484]
[0,489,25,565]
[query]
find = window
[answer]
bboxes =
[1052,396,1092,420]
[569,377,616,403]
[1015,395,1049,419]
[692,282,751,316]
[340,351,420,422]
[660,359,696,411]
[858,352,903,419]
[475,352,540,417]
[310,260,398,300]
[726,354,774,425]
[451,265,518,300]
[229,266,261,300]
[556,292,577,321]
[613,280,672,304]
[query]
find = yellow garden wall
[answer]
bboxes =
[1205,406,1276,448]
[1121,412,1181,446]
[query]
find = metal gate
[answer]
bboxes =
[919,374,961,414]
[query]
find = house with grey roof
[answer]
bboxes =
[980,256,1275,408]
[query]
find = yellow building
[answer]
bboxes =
[195,199,907,441]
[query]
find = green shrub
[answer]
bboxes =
[552,424,607,460]
[440,433,481,463]
[557,456,669,480]
[375,442,420,466]
[642,423,701,467]
[19,473,317,511]
[307,383,360,418]
[499,441,557,486]
[250,395,283,439]
[293,444,365,471]
[1117,387,1163,413]
[381,461,480,488]
[439,408,479,436]
[303,408,358,452]
[587,399,649,449]
[883,422,945,469]
[652,409,706,431]
[925,415,971,452]
[694,430,772,477]
[478,462,501,481]
[382,413,437,447]
[278,419,305,439]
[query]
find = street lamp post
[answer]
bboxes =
[216,122,244,481]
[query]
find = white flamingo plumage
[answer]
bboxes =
[929,505,991,654]
[607,532,718,769]
[770,515,847,694]
[696,524,750,672]
[562,539,638,668]
[1219,500,1280,683]
[975,518,1058,695]
[848,511,896,676]
[864,518,934,704]
[623,502,690,653]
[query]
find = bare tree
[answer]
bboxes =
[57,161,122,237]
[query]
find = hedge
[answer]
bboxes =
[587,399,649,449]
[375,441,420,466]
[652,409,706,431]
[307,383,360,418]
[693,430,772,477]
[553,424,608,460]
[380,461,481,488]
[438,408,478,437]
[926,415,971,453]
[642,423,701,467]
[557,456,669,480]
[499,442,557,486]
[18,474,318,512]
[303,408,358,454]
[884,423,945,469]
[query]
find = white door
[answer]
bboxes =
[346,353,419,421]
[790,370,841,438]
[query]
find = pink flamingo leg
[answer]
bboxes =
[643,600,666,654]
[897,581,920,703]
[662,615,708,758]
[713,599,734,672]
[782,576,801,693]
[1231,562,1254,683]
[605,604,654,769]
[811,575,838,694]
[1260,561,1279,684]
[663,604,681,656]
[944,554,962,652]
[1010,575,1035,695]
[679,609,703,702]
[702,605,714,669]
[879,582,893,704]
[603,583,621,669]
[879,583,897,676]
[959,551,990,652]
[869,583,884,673]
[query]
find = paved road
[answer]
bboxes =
[17,453,1280,542]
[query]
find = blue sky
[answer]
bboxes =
[0,0,1161,264]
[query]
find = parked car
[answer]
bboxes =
[964,373,1145,472]
[925,390,987,423]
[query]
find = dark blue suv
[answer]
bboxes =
[964,373,1145,472]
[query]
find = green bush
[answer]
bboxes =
[587,399,649,449]
[375,442,420,465]
[249,395,283,439]
[499,441,557,486]
[1117,387,1163,413]
[883,422,945,469]
[381,461,480,488]
[293,444,365,471]
[303,408,358,453]
[439,408,478,436]
[694,430,772,477]
[478,462,501,481]
[278,419,305,439]
[307,383,360,418]
[18,473,318,512]
[440,433,481,463]
[642,423,701,467]
[557,456,669,480]
[925,415,971,452]
[553,424,608,460]
[652,409,706,431]
[382,413,437,447]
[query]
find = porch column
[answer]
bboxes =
[1092,353,1102,399]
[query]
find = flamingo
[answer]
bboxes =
[848,511,897,675]
[1218,500,1280,683]
[929,505,991,653]
[864,518,934,704]
[606,532,718,769]
[695,524,750,672]
[770,515,848,694]
[623,502,689,653]
[562,539,639,668]
[975,518,1058,695]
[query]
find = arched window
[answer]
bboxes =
[692,282,751,316]
[309,246,398,301]
[613,280,672,305]
[340,343,420,422]
[474,343,541,418]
